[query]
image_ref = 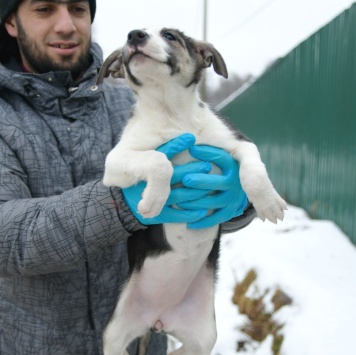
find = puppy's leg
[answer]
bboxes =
[200,117,287,223]
[166,265,217,355]
[137,151,173,218]
[104,148,174,218]
[103,283,149,355]
[231,141,287,223]
[169,322,216,355]
[104,311,145,355]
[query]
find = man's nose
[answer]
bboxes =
[53,8,76,34]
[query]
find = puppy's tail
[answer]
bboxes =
[138,332,151,355]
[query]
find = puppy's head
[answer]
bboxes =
[96,27,228,89]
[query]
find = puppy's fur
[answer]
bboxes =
[97,28,287,355]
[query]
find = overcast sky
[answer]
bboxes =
[93,0,355,78]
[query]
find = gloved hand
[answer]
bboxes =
[122,134,248,228]
[178,145,248,229]
[122,133,213,225]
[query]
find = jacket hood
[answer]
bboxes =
[0,42,104,100]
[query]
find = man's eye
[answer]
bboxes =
[36,7,52,13]
[163,32,176,41]
[71,6,87,14]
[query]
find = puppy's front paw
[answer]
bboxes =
[137,185,171,218]
[138,198,165,218]
[253,191,288,224]
[240,163,287,224]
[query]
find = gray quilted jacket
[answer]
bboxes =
[0,43,169,355]
[0,42,255,355]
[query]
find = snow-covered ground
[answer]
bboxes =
[213,205,356,355]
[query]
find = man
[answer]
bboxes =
[0,1,255,354]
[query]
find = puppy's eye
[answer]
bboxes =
[163,32,176,41]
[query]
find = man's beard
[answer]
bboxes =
[15,14,92,80]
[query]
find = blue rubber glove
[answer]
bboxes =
[178,145,248,229]
[122,133,212,225]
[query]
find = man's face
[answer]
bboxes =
[5,0,92,79]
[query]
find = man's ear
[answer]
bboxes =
[4,14,18,38]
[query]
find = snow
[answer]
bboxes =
[213,205,356,355]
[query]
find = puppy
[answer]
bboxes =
[97,27,287,355]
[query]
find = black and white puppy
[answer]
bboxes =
[97,27,287,355]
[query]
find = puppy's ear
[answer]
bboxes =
[96,49,124,84]
[195,41,228,79]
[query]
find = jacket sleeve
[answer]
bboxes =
[221,203,256,234]
[0,137,142,277]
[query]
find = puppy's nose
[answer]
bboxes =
[127,30,148,46]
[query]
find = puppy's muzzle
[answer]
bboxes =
[127,30,148,46]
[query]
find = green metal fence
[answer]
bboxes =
[219,4,356,243]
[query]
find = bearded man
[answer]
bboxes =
[0,1,255,354]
